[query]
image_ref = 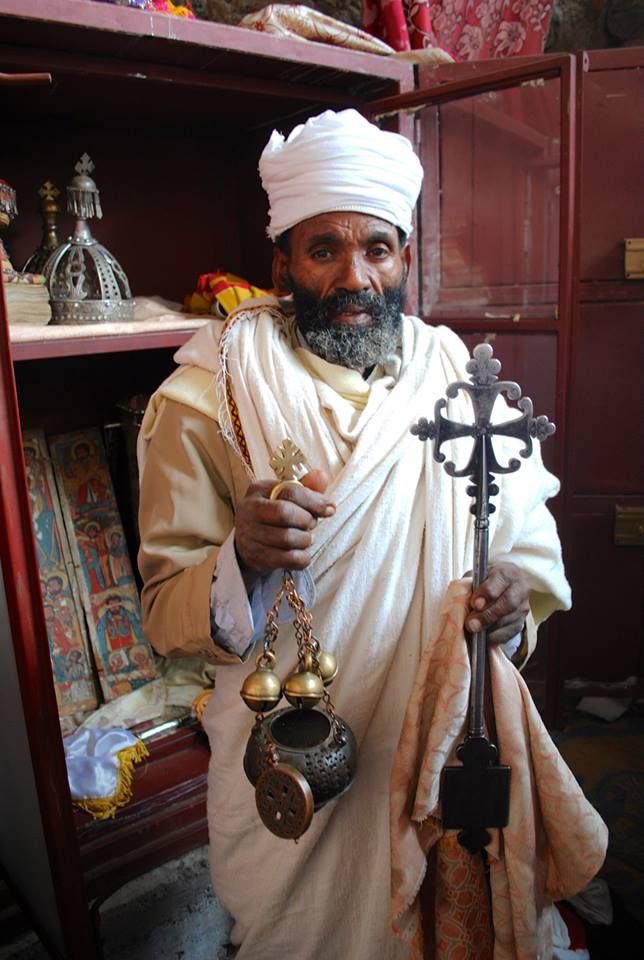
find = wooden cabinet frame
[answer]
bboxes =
[1,4,642,951]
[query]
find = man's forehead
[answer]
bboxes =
[291,211,399,244]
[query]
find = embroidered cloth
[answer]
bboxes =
[363,0,556,60]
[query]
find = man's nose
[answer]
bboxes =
[333,253,370,292]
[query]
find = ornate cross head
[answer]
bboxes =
[39,181,60,203]
[75,153,95,177]
[411,342,555,481]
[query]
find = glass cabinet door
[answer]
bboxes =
[367,55,577,441]
[368,55,576,332]
[418,74,563,324]
[366,57,578,718]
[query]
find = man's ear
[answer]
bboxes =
[272,247,290,295]
[401,241,412,277]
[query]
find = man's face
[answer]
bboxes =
[272,212,411,370]
[47,577,63,597]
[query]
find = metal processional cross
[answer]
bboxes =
[411,342,556,854]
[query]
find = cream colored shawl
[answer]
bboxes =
[390,581,608,960]
[161,301,573,960]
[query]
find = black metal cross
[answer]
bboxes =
[411,341,555,486]
[411,341,556,854]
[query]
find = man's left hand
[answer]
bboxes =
[466,561,530,645]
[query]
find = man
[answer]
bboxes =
[137,109,571,959]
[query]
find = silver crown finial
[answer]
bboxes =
[43,155,134,324]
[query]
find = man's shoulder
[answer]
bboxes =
[402,314,470,360]
[173,295,284,369]
[226,293,283,321]
[148,295,288,422]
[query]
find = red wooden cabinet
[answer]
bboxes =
[1,2,642,954]
[0,3,413,956]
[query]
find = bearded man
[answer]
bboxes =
[137,110,603,959]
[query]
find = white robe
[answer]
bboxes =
[145,302,571,960]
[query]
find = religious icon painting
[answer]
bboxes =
[22,430,98,718]
[49,427,159,701]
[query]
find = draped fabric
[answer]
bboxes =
[154,300,572,959]
[363,0,556,60]
[390,580,608,959]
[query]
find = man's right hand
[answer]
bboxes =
[234,469,335,579]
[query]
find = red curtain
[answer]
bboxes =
[363,0,555,60]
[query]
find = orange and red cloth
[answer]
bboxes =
[184,271,269,318]
[92,1,195,17]
[363,0,555,60]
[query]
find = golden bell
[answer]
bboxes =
[241,652,282,713]
[316,649,338,687]
[283,670,324,709]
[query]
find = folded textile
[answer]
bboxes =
[239,4,396,54]
[390,579,608,959]
[184,271,268,318]
[391,47,455,64]
[64,727,149,820]
[78,656,216,730]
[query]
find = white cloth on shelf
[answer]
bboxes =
[64,727,140,801]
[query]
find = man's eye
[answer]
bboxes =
[369,246,391,258]
[311,249,332,260]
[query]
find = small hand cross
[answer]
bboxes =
[269,438,309,482]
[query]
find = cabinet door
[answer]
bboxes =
[367,56,578,717]
[0,278,99,957]
[367,54,577,475]
[561,51,644,690]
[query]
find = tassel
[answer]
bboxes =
[67,185,103,221]
[66,153,103,221]
[74,739,149,821]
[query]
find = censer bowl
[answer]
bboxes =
[243,707,357,810]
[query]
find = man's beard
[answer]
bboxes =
[290,278,406,369]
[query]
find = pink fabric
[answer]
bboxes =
[363,0,555,60]
[389,580,608,959]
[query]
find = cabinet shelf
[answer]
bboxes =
[9,319,208,361]
[0,0,411,132]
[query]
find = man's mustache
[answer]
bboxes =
[304,290,391,326]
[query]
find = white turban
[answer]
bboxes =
[259,108,424,240]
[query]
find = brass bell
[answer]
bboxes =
[316,648,338,687]
[283,666,324,709]
[241,651,282,713]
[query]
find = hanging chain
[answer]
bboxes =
[281,572,320,671]
[321,687,347,744]
[261,571,342,730]
[260,577,289,663]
